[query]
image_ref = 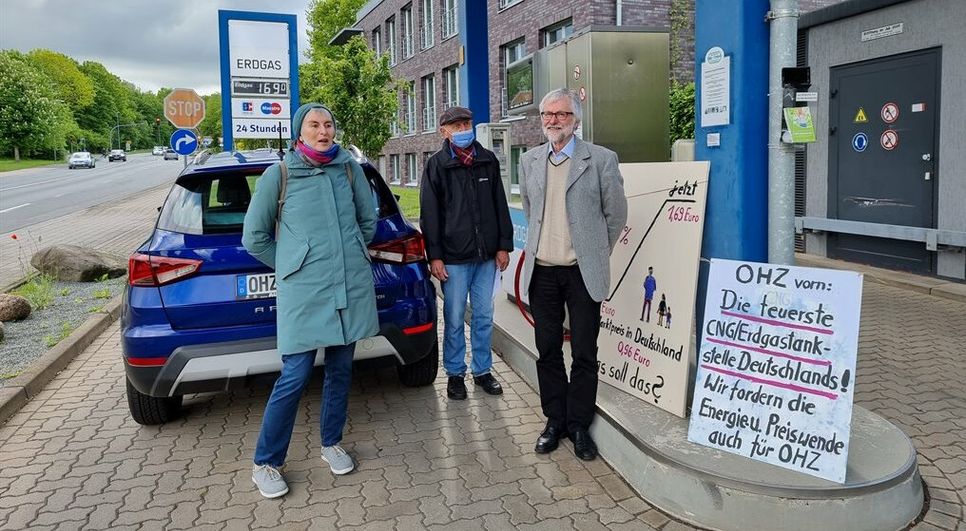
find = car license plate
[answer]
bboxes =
[237,273,276,300]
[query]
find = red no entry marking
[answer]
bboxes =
[881,102,899,124]
[880,129,899,150]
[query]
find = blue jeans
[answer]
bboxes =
[441,260,496,378]
[253,343,355,467]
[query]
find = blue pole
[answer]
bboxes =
[693,0,770,338]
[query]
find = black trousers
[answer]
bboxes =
[530,264,602,433]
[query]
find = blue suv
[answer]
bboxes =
[122,148,437,425]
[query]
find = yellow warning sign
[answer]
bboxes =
[854,107,868,123]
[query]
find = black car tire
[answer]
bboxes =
[396,340,439,387]
[126,377,183,425]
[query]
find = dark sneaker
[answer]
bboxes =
[252,464,289,498]
[473,373,503,395]
[447,375,467,400]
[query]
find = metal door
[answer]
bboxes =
[827,48,940,274]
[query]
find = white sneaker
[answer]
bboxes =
[252,464,289,498]
[320,445,355,475]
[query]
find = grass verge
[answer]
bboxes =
[0,158,61,173]
[389,185,420,220]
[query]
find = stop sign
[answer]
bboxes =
[163,88,205,129]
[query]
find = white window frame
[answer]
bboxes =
[542,18,574,47]
[402,5,414,59]
[443,65,460,108]
[390,154,401,184]
[420,0,434,50]
[501,39,526,117]
[422,75,436,132]
[372,27,382,56]
[441,0,457,39]
[386,18,397,65]
[406,153,418,186]
[499,0,524,10]
[405,81,417,134]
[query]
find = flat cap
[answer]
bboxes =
[438,106,473,126]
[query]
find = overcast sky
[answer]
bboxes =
[0,0,318,95]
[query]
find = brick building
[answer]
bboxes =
[354,0,843,188]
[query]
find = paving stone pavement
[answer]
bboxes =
[0,321,685,531]
[851,282,966,531]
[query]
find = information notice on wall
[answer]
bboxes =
[687,259,863,483]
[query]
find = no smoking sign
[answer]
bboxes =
[881,102,899,124]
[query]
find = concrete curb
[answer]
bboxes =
[0,296,123,425]
[795,253,966,303]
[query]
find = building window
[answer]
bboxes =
[406,153,418,186]
[443,65,460,109]
[372,27,382,56]
[499,0,524,9]
[510,145,527,200]
[500,38,526,117]
[542,18,573,47]
[422,75,436,132]
[405,81,417,134]
[401,4,414,59]
[420,0,434,50]
[389,154,400,184]
[441,0,457,38]
[378,155,386,181]
[386,17,397,65]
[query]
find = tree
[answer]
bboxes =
[669,82,696,144]
[0,51,70,160]
[305,0,367,61]
[26,49,95,109]
[198,93,223,142]
[302,36,400,159]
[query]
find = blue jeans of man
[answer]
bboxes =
[441,260,496,377]
[253,343,355,467]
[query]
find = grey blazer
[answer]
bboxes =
[519,137,628,302]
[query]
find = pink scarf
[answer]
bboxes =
[296,140,339,165]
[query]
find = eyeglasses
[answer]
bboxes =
[539,111,574,121]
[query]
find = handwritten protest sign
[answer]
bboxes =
[596,162,709,417]
[687,259,862,483]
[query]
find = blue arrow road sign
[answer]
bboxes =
[852,132,868,153]
[170,129,198,155]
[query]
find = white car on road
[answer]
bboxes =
[68,152,96,169]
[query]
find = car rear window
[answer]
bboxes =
[158,164,400,235]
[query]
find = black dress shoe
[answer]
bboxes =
[535,423,567,454]
[473,373,503,395]
[447,376,467,400]
[571,429,598,461]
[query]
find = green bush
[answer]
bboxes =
[669,82,696,144]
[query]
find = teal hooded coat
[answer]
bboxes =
[242,103,379,355]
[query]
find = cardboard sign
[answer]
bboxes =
[687,259,863,483]
[596,162,710,417]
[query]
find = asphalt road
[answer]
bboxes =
[0,152,183,234]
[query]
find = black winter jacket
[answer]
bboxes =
[419,140,514,264]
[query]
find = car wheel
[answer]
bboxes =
[396,340,439,387]
[126,378,182,425]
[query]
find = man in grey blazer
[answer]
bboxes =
[519,88,627,461]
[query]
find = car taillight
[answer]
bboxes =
[128,253,202,286]
[368,233,426,264]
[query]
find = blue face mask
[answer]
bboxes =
[450,129,475,149]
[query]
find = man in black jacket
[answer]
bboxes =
[420,106,514,400]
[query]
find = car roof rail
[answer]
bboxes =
[347,145,369,165]
[192,149,214,165]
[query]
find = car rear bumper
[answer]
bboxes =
[124,322,437,397]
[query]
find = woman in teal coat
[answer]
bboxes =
[243,103,378,498]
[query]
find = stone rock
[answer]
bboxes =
[0,293,32,321]
[30,245,126,282]
[0,320,5,341]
